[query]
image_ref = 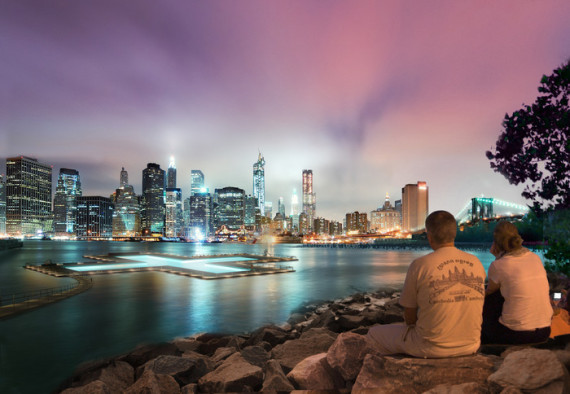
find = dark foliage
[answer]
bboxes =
[486,62,569,212]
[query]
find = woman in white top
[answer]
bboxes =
[481,221,552,344]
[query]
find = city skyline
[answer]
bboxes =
[1,1,569,221]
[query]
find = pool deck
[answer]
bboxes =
[25,252,297,280]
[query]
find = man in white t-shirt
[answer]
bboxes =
[367,210,486,358]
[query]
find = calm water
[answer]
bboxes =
[0,241,496,394]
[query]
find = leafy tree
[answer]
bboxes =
[486,61,569,212]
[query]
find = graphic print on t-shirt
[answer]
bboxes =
[428,260,485,304]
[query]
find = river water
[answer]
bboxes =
[0,241,496,393]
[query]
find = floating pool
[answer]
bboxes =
[67,254,253,274]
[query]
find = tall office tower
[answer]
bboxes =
[120,167,128,187]
[53,168,82,235]
[345,211,368,234]
[191,170,205,196]
[167,156,177,189]
[112,168,141,237]
[253,153,265,216]
[401,181,429,233]
[189,191,212,239]
[314,217,330,235]
[329,221,343,236]
[0,175,6,234]
[264,201,273,218]
[6,156,52,236]
[165,188,183,237]
[183,197,191,237]
[214,187,245,231]
[142,163,166,234]
[370,193,401,233]
[298,212,309,234]
[290,188,300,231]
[76,196,114,237]
[278,197,285,218]
[302,170,316,230]
[244,195,258,227]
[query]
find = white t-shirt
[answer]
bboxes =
[488,250,553,331]
[400,246,486,352]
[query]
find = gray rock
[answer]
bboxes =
[286,353,344,390]
[553,350,570,371]
[261,359,295,392]
[124,369,181,394]
[488,349,566,390]
[326,332,376,381]
[118,342,181,368]
[172,338,201,354]
[61,380,111,394]
[354,353,496,392]
[423,382,488,393]
[240,345,270,368]
[138,354,210,386]
[97,360,134,392]
[271,328,338,372]
[198,352,263,393]
[337,314,369,330]
[306,309,341,332]
[245,325,289,347]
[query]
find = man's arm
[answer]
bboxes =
[404,307,417,326]
[485,279,500,296]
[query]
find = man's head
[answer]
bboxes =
[425,210,457,248]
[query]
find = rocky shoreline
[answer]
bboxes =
[58,288,570,393]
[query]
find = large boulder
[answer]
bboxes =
[197,352,263,393]
[118,343,181,368]
[306,309,342,332]
[271,328,338,372]
[211,347,236,364]
[60,380,111,394]
[124,370,181,394]
[171,338,201,354]
[240,345,270,368]
[244,325,290,347]
[137,355,211,386]
[488,348,568,391]
[60,360,134,392]
[261,359,295,392]
[423,382,489,394]
[354,353,496,392]
[326,332,376,381]
[286,353,344,390]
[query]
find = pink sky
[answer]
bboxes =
[1,1,569,220]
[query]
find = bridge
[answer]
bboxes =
[455,197,529,226]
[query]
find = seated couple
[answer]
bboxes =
[367,211,552,358]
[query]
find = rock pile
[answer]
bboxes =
[59,290,570,393]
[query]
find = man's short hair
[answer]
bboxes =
[425,210,457,245]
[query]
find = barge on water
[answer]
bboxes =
[25,252,297,280]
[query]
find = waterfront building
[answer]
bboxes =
[345,211,368,234]
[167,156,177,189]
[53,168,82,236]
[264,201,273,219]
[394,199,402,226]
[314,217,330,235]
[190,170,205,196]
[214,187,245,231]
[142,163,165,235]
[370,193,401,234]
[302,170,316,231]
[189,191,212,239]
[244,195,258,228]
[165,188,183,237]
[329,221,343,236]
[5,156,52,236]
[401,181,429,233]
[290,188,300,231]
[253,153,265,216]
[76,196,114,237]
[112,168,141,237]
[299,212,309,234]
[0,175,6,234]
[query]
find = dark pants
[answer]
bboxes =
[481,291,551,344]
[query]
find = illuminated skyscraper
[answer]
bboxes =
[370,193,401,233]
[346,211,368,233]
[253,153,265,216]
[302,170,316,230]
[401,181,429,233]
[214,187,245,231]
[244,195,258,227]
[191,170,205,196]
[142,163,165,234]
[167,156,177,189]
[112,168,141,237]
[189,190,212,239]
[53,168,82,235]
[165,188,183,237]
[5,156,52,236]
[290,188,300,231]
[76,196,114,237]
[0,175,5,234]
[278,197,285,218]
